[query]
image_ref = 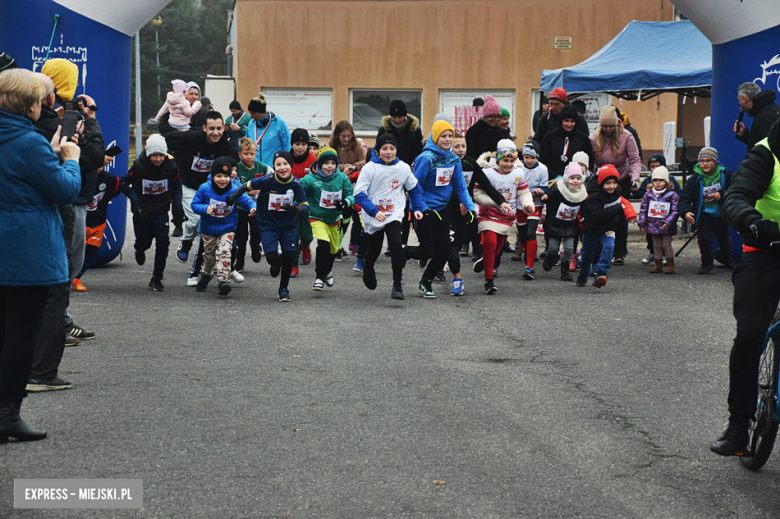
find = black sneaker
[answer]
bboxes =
[459,245,469,257]
[471,252,482,262]
[171,224,183,238]
[196,274,213,292]
[65,336,80,347]
[434,271,446,282]
[278,287,291,302]
[542,253,554,272]
[502,241,515,253]
[484,278,497,295]
[473,257,484,273]
[251,247,263,263]
[710,420,750,456]
[148,276,164,291]
[391,282,405,300]
[218,281,232,297]
[335,249,345,262]
[176,240,192,264]
[698,265,714,275]
[135,249,146,266]
[363,267,377,290]
[26,377,73,392]
[384,248,392,257]
[66,323,95,340]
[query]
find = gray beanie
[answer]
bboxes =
[433,113,452,125]
[145,134,168,156]
[698,147,718,162]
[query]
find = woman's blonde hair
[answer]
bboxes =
[329,120,358,150]
[593,123,623,158]
[0,69,46,116]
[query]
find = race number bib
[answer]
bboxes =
[210,198,232,218]
[532,194,543,207]
[191,155,214,173]
[556,202,578,221]
[463,170,473,186]
[603,199,621,209]
[648,200,670,219]
[320,189,342,209]
[373,197,394,214]
[435,167,454,187]
[86,191,105,212]
[703,183,721,203]
[142,179,168,195]
[268,193,294,211]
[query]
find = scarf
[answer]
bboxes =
[559,179,587,203]
[291,150,310,164]
[313,164,338,182]
[652,187,667,197]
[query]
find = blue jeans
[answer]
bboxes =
[577,233,615,284]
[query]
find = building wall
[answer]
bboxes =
[236,0,682,151]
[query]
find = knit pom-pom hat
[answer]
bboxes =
[481,95,501,118]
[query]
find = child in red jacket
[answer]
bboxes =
[289,128,317,275]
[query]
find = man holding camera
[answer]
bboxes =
[27,62,104,391]
[734,82,780,153]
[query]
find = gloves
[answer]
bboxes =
[334,199,349,209]
[466,210,477,224]
[280,205,298,213]
[749,218,780,242]
[132,203,149,221]
[171,203,187,224]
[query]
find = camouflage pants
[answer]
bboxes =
[202,232,234,283]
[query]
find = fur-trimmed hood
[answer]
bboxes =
[477,151,524,171]
[381,114,420,134]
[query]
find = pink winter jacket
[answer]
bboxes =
[590,129,641,183]
[154,92,202,128]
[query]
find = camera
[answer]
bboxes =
[64,96,98,112]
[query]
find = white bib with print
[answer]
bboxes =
[703,183,720,203]
[142,179,168,195]
[648,200,670,219]
[556,202,578,221]
[372,197,394,215]
[463,170,473,186]
[210,198,232,218]
[191,155,214,173]
[87,191,105,212]
[604,199,621,209]
[435,166,454,187]
[319,189,342,209]
[268,193,294,211]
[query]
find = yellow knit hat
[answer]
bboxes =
[432,120,454,144]
[41,59,79,101]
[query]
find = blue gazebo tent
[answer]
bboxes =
[540,21,712,100]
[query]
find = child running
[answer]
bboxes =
[354,134,424,300]
[122,134,183,291]
[576,164,636,288]
[473,139,534,294]
[234,137,271,271]
[514,143,549,280]
[289,128,317,276]
[301,147,355,291]
[227,151,309,302]
[541,163,586,281]
[191,157,256,297]
[638,166,679,274]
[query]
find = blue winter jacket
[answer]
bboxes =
[412,135,475,213]
[0,110,81,286]
[246,113,291,166]
[192,180,256,236]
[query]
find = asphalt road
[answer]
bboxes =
[2,219,779,518]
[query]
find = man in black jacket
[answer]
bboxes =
[376,100,423,166]
[532,88,589,149]
[734,82,780,153]
[713,120,780,457]
[166,111,237,284]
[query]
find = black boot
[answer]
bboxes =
[0,401,47,442]
[710,419,750,456]
[560,262,573,281]
[391,281,404,300]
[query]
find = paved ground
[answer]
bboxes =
[2,217,779,518]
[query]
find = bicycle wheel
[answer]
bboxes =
[740,312,780,470]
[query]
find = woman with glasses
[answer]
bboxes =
[589,106,641,264]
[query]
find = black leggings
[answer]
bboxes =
[404,208,452,281]
[315,240,337,279]
[365,221,405,283]
[266,251,295,289]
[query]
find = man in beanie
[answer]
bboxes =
[532,88,589,149]
[376,100,424,166]
[679,146,735,274]
[735,82,780,153]
[716,120,780,457]
[226,100,251,152]
[39,60,104,342]
[246,93,291,167]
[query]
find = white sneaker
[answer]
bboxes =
[641,253,654,265]
[313,279,324,291]
[186,276,198,287]
[230,271,245,283]
[325,271,334,287]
